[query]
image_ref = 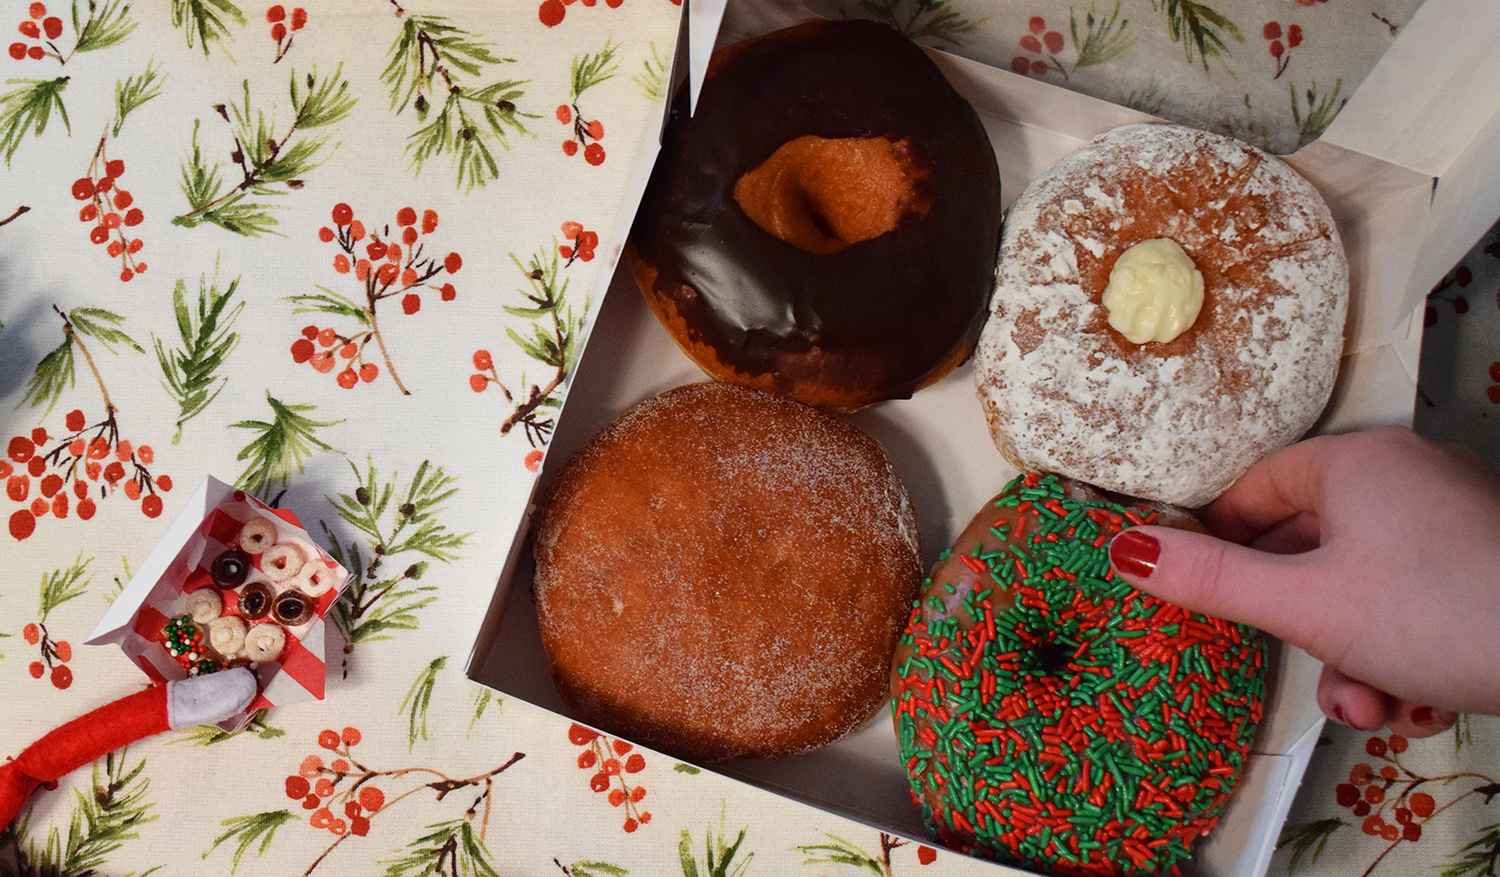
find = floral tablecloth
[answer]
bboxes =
[0,1,1495,876]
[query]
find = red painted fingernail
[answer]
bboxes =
[1411,705,1456,726]
[1109,529,1160,579]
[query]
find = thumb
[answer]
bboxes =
[1108,524,1336,654]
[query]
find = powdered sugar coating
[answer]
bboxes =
[534,382,922,762]
[975,123,1348,507]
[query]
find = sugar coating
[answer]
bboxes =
[534,382,922,762]
[974,123,1348,508]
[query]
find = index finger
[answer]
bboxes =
[1200,433,1342,544]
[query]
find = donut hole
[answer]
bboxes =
[1031,636,1074,675]
[733,135,931,255]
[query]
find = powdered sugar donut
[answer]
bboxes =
[974,123,1347,507]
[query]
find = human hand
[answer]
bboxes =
[1107,426,1500,737]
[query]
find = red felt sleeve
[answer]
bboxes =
[0,685,170,831]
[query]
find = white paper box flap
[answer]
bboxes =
[86,475,233,645]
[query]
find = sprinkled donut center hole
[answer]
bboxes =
[733,135,931,255]
[1031,635,1075,675]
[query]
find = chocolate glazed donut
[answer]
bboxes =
[628,20,1002,411]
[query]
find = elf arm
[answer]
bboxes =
[0,667,256,830]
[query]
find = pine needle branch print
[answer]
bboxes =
[382,13,532,190]
[1,750,159,876]
[229,392,342,500]
[155,273,244,443]
[112,62,164,136]
[170,0,244,56]
[70,0,136,55]
[0,76,70,164]
[1154,0,1242,71]
[401,656,447,749]
[173,67,355,235]
[324,458,467,652]
[383,820,501,877]
[853,0,981,46]
[204,810,299,874]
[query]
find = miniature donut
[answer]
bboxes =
[243,623,287,663]
[891,473,1265,876]
[162,614,212,673]
[974,123,1347,507]
[627,19,1002,411]
[208,616,248,658]
[259,543,305,583]
[211,549,250,588]
[237,517,277,554]
[185,588,223,624]
[271,591,315,627]
[534,382,923,762]
[293,559,336,597]
[236,582,273,620]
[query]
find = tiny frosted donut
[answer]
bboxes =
[271,591,315,627]
[259,543,305,583]
[211,549,250,589]
[237,517,278,554]
[293,559,336,597]
[237,582,274,620]
[244,623,287,663]
[185,588,223,624]
[208,616,248,658]
[892,473,1266,876]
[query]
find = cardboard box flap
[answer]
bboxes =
[1316,0,1500,323]
[86,476,235,645]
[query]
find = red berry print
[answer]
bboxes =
[295,205,461,394]
[559,221,599,264]
[568,725,650,832]
[1012,15,1066,78]
[5,317,172,540]
[539,0,566,26]
[268,6,306,61]
[74,137,145,281]
[559,96,608,164]
[1262,20,1303,76]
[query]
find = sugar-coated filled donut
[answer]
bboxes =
[975,123,1347,507]
[628,20,1002,411]
[892,473,1265,876]
[534,382,922,762]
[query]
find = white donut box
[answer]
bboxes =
[468,2,1500,876]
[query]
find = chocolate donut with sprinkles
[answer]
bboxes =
[891,473,1265,876]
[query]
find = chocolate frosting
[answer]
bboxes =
[629,19,1002,406]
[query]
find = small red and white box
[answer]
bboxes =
[88,476,351,731]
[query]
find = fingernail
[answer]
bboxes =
[1109,529,1161,579]
[1412,705,1457,727]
